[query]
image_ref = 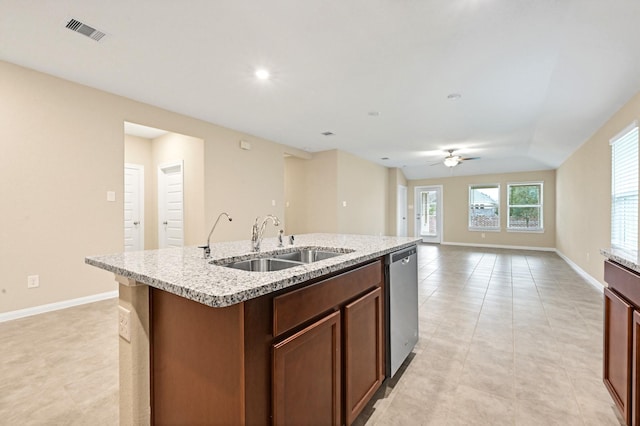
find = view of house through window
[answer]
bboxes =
[507,183,543,231]
[469,185,500,230]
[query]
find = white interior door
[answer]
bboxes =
[158,161,184,248]
[397,185,408,237]
[124,163,144,251]
[415,186,443,243]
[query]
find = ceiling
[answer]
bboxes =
[2,0,640,179]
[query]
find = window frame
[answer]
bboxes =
[506,181,544,233]
[610,121,639,253]
[468,183,501,232]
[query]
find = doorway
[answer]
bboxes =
[124,121,204,249]
[124,163,144,251]
[414,186,443,243]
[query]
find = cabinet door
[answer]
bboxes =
[633,310,640,426]
[344,287,384,425]
[273,310,341,426]
[604,287,633,424]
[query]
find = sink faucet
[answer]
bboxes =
[251,215,280,252]
[200,212,232,258]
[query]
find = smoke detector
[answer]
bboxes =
[65,18,106,42]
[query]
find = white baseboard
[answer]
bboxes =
[440,241,556,252]
[0,290,118,323]
[555,250,604,293]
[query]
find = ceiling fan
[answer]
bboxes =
[430,149,480,168]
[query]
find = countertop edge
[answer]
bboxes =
[86,235,421,308]
[601,247,640,274]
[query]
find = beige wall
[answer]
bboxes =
[409,170,556,249]
[336,151,388,235]
[557,92,640,284]
[0,60,306,313]
[284,150,388,236]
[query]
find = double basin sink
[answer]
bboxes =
[212,247,353,272]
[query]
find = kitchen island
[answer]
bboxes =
[86,233,421,425]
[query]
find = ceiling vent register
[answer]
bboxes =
[65,18,106,42]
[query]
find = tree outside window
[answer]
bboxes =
[508,183,543,231]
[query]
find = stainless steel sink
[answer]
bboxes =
[224,258,303,272]
[215,247,353,272]
[272,248,344,263]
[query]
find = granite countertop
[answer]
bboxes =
[601,247,640,274]
[86,233,421,308]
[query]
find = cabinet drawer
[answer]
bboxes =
[273,260,382,337]
[605,260,640,307]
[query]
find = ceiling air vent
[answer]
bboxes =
[65,18,106,42]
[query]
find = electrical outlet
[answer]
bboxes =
[118,306,131,342]
[481,233,486,239]
[27,275,39,288]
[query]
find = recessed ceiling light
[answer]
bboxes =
[447,93,462,100]
[255,68,270,80]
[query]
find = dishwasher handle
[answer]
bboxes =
[390,246,417,263]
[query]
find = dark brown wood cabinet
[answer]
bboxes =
[604,286,633,424]
[273,311,342,426]
[603,260,640,426]
[150,258,384,425]
[344,287,383,425]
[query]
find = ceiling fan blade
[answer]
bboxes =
[429,161,442,166]
[460,157,480,161]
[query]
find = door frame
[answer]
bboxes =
[124,163,145,251]
[158,160,184,248]
[414,185,443,243]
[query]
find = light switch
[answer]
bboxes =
[342,201,347,207]
[107,191,116,202]
[271,199,276,206]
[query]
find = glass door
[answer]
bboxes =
[415,186,442,243]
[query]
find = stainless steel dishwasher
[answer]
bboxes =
[386,245,419,377]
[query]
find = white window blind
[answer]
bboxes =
[611,123,639,252]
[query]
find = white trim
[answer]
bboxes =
[0,291,118,323]
[555,250,604,293]
[415,185,443,243]
[441,241,556,252]
[610,120,638,145]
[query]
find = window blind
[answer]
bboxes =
[611,123,639,252]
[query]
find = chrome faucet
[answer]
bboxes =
[200,212,232,258]
[251,215,280,252]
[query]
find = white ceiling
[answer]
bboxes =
[2,0,640,179]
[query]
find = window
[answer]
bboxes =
[611,123,639,252]
[469,184,500,230]
[507,183,543,231]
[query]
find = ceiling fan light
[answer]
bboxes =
[444,156,459,167]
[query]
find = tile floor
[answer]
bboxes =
[0,244,624,425]
[357,244,623,425]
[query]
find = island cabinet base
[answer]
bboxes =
[603,260,640,426]
[150,258,385,425]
